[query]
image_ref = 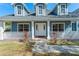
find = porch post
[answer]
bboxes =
[47,21,50,39]
[32,21,34,39]
[0,21,4,40]
[3,22,5,31]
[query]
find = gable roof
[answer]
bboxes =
[72,8,79,14]
[68,8,79,17]
[1,3,79,17]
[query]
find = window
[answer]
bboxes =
[24,24,29,31]
[72,22,77,31]
[53,24,58,31]
[18,24,23,31]
[61,5,65,13]
[59,24,64,31]
[17,6,22,14]
[39,5,43,15]
[18,24,29,32]
[51,23,64,32]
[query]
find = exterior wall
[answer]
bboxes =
[65,21,71,30]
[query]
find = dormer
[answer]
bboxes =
[57,3,68,15]
[12,3,29,16]
[35,3,46,16]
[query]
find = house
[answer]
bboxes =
[0,3,79,40]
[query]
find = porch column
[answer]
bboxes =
[32,21,34,39]
[0,21,4,40]
[47,21,50,39]
[3,22,5,31]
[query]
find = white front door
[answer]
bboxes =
[35,23,46,36]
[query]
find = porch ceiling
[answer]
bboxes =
[0,16,79,21]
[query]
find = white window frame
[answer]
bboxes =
[61,4,66,14]
[17,23,30,32]
[17,5,22,16]
[38,4,43,15]
[51,23,65,32]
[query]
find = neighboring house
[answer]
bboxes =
[0,3,79,40]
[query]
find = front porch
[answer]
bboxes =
[11,21,67,40]
[0,20,79,40]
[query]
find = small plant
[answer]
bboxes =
[24,42,32,51]
[47,40,57,45]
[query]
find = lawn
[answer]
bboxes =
[0,40,79,56]
[0,40,32,56]
[47,39,79,45]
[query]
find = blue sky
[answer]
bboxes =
[0,3,79,16]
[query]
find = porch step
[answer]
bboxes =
[31,38,47,42]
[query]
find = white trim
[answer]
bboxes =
[16,5,23,16]
[47,21,50,39]
[3,22,5,31]
[17,23,30,32]
[77,21,78,31]
[32,21,34,39]
[51,22,65,32]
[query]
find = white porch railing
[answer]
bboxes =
[50,30,79,40]
[3,32,31,40]
[50,31,63,39]
[1,31,79,40]
[60,24,73,39]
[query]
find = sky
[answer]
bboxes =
[0,3,79,16]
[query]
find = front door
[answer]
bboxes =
[35,23,46,36]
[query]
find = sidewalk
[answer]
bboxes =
[32,45,79,55]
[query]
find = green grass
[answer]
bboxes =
[0,41,32,56]
[0,40,79,56]
[47,40,79,45]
